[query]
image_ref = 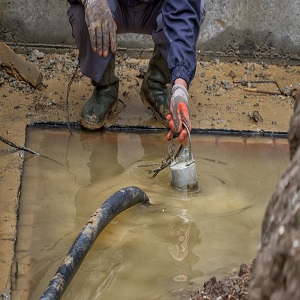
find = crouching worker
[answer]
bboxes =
[67,0,205,142]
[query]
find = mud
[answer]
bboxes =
[0,49,299,298]
[189,260,255,300]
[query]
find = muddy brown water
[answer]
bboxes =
[12,128,289,300]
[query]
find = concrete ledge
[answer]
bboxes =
[1,0,300,60]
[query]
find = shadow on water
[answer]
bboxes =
[13,127,289,300]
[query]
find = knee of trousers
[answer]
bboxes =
[67,4,112,82]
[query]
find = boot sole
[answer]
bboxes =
[80,101,118,130]
[140,89,169,128]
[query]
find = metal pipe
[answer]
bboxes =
[243,87,282,95]
[40,186,150,300]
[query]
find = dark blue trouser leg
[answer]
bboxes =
[67,4,112,83]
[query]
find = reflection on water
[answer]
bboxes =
[13,128,289,300]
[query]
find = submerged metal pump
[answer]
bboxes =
[139,123,198,191]
[169,123,199,192]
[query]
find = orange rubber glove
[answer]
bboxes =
[166,84,191,143]
[81,0,117,57]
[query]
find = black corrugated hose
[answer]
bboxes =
[40,186,150,300]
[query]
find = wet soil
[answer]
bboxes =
[0,49,299,299]
[189,260,256,300]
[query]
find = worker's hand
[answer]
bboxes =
[81,0,117,57]
[166,84,191,143]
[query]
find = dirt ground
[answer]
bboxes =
[0,49,299,299]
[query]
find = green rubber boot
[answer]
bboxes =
[80,55,119,130]
[140,46,171,127]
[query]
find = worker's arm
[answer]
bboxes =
[163,0,205,142]
[162,0,205,87]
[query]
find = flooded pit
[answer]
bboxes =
[13,127,289,300]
